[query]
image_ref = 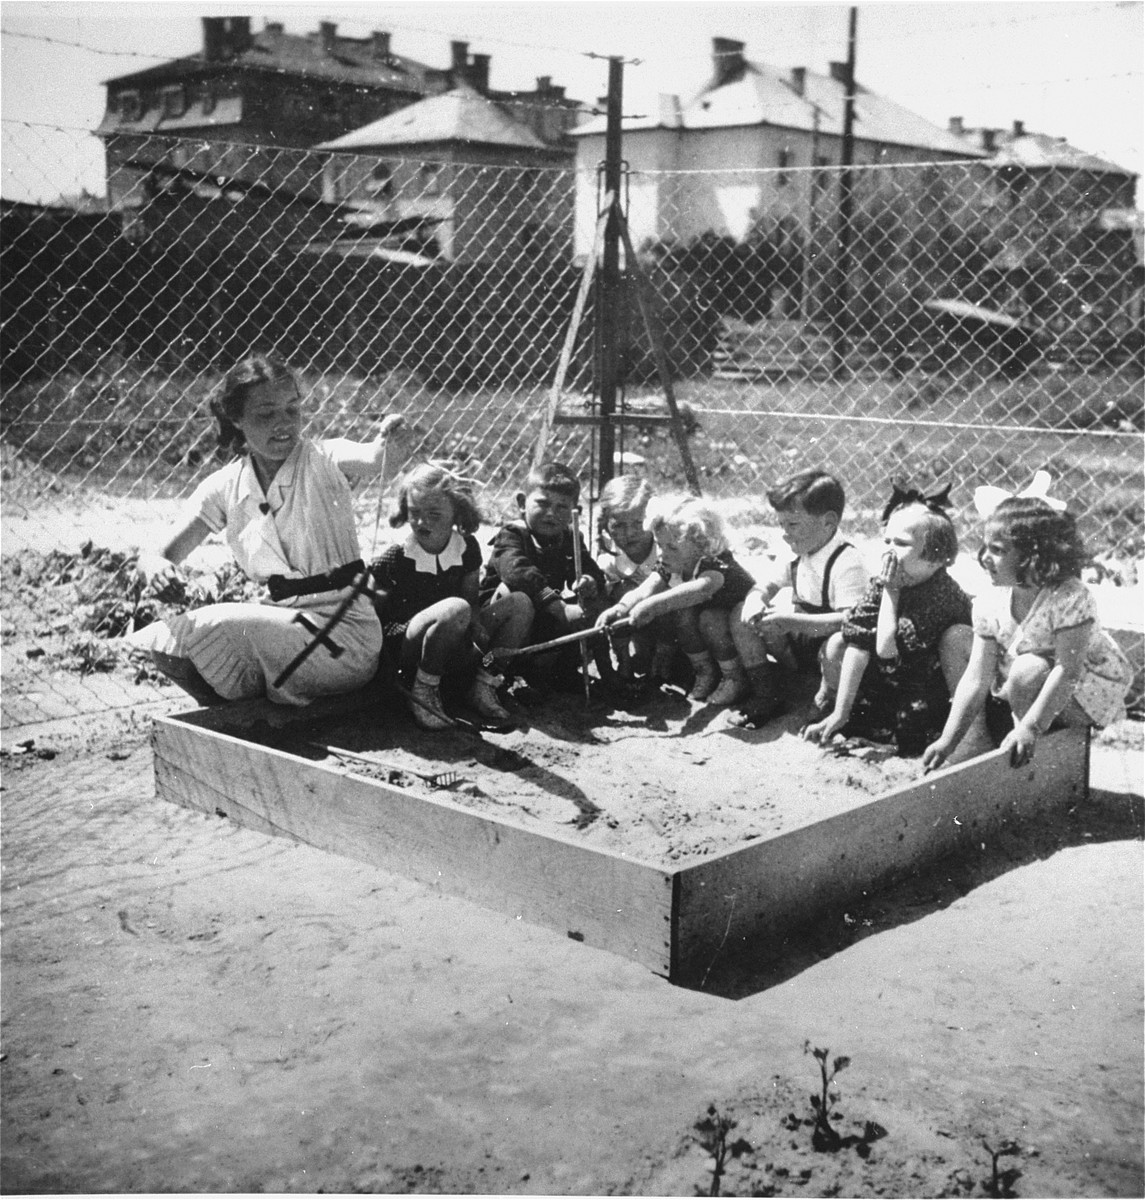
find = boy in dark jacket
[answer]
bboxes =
[480,461,608,694]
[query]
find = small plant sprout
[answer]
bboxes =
[693,1104,752,1197]
[981,1138,1022,1197]
[805,1042,850,1151]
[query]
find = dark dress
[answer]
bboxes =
[839,568,972,755]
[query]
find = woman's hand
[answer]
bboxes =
[135,552,183,597]
[377,414,408,439]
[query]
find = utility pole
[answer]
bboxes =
[831,6,858,377]
[596,55,624,491]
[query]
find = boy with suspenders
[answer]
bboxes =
[729,469,869,728]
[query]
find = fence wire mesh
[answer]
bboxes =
[2,129,1142,728]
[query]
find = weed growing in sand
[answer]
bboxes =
[805,1043,849,1151]
[693,1104,751,1196]
[981,1138,1022,1197]
[796,1043,887,1157]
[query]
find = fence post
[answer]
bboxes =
[596,55,624,494]
[831,6,858,378]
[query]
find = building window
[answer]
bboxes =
[369,163,393,198]
[119,90,142,121]
[777,146,792,187]
[419,162,442,196]
[161,86,186,119]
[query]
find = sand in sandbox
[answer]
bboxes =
[256,681,925,867]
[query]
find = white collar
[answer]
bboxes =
[402,528,467,574]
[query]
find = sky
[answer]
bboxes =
[1,0,1142,206]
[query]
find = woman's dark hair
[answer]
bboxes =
[210,352,296,457]
[389,462,483,534]
[979,497,1089,586]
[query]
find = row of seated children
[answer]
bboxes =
[591,466,1129,764]
[134,351,1128,763]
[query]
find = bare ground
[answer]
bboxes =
[2,492,1143,1197]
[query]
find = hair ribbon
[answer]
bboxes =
[881,483,952,523]
[973,470,1066,518]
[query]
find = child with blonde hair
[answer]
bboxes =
[372,462,530,729]
[596,496,757,704]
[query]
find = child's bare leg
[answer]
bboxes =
[401,598,471,729]
[728,601,782,724]
[701,608,747,705]
[675,608,718,699]
[816,632,846,708]
[480,591,532,650]
[1001,653,1091,729]
[939,624,993,763]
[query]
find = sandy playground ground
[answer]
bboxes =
[1,493,1143,1197]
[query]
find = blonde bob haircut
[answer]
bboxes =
[646,495,729,556]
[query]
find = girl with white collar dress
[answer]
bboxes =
[372,463,530,730]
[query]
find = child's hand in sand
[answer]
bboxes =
[803,710,848,744]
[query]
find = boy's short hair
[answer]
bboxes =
[599,475,652,521]
[766,469,845,517]
[526,461,581,502]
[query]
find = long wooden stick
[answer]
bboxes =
[531,192,614,469]
[489,618,631,662]
[570,507,593,707]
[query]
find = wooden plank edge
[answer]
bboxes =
[668,728,1088,984]
[152,714,674,975]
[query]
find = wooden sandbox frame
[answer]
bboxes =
[152,695,1088,986]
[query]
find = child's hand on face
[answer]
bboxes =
[879,548,903,591]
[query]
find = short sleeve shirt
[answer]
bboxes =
[972,577,1130,727]
[189,439,361,589]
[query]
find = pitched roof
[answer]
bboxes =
[574,58,981,158]
[103,25,437,94]
[317,85,548,151]
[990,131,1134,176]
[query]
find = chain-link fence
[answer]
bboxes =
[2,128,1142,728]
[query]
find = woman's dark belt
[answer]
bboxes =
[266,560,365,602]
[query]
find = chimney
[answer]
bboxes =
[790,67,806,96]
[371,30,391,59]
[202,16,251,62]
[1012,119,1025,137]
[264,20,283,36]
[828,61,850,84]
[451,40,469,82]
[948,116,964,136]
[471,53,490,94]
[318,21,337,53]
[981,128,997,154]
[536,75,552,95]
[712,37,746,88]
